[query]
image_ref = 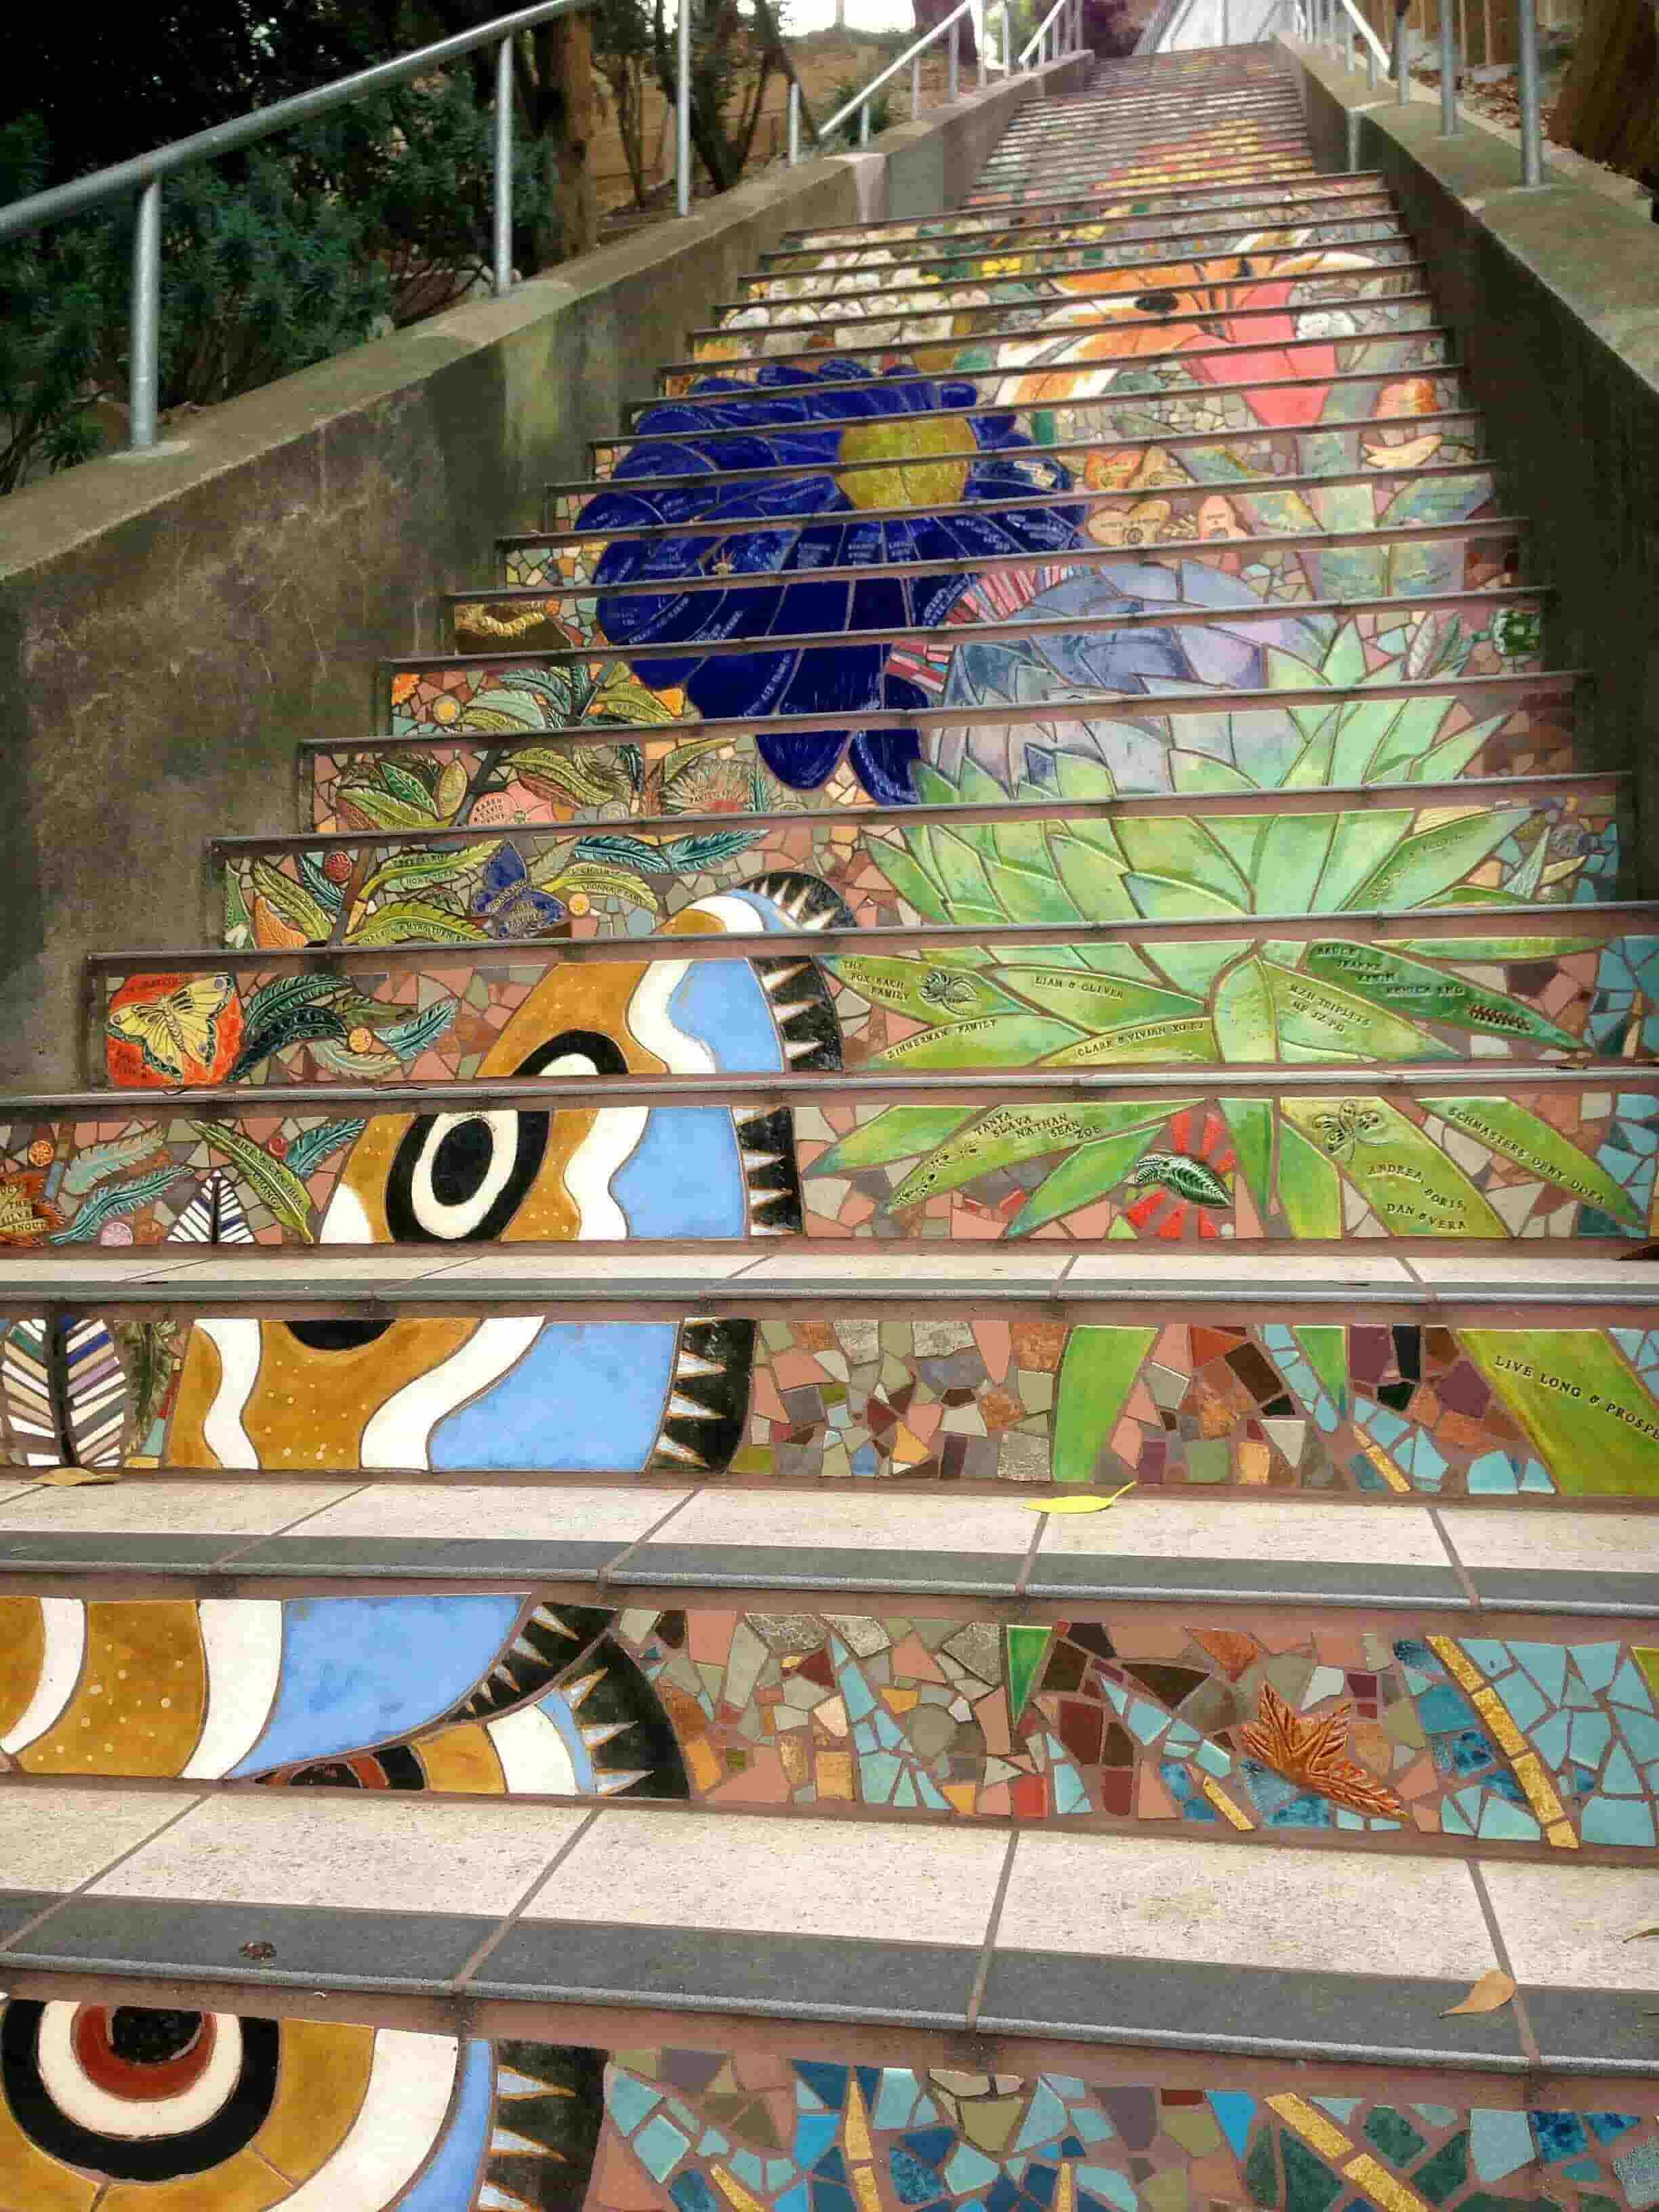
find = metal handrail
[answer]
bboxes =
[1017,0,1077,68]
[810,0,1084,154]
[0,0,592,453]
[817,0,982,141]
[1328,0,1391,73]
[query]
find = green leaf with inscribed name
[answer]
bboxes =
[813,1107,979,1177]
[344,899,489,947]
[1422,1097,1642,1224]
[830,957,1021,1024]
[869,1015,1084,1071]
[1462,1330,1659,1497]
[1392,935,1599,962]
[996,968,1202,1031]
[1008,1126,1171,1237]
[1300,941,1580,1049]
[1265,960,1455,1062]
[185,1123,316,1242]
[1275,1120,1345,1237]
[1342,806,1531,911]
[1279,1095,1508,1238]
[1211,956,1275,1063]
[885,1099,1185,1211]
[1053,1325,1160,1485]
[1040,1017,1221,1069]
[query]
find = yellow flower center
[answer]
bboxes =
[837,416,970,513]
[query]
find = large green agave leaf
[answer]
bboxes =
[1008,1125,1172,1237]
[1340,805,1530,911]
[1115,816,1252,909]
[1265,960,1456,1061]
[918,825,1006,924]
[1361,694,1459,781]
[1125,872,1249,924]
[1408,713,1511,785]
[1051,755,1121,801]
[1041,1017,1222,1069]
[1422,1096,1643,1224]
[1300,941,1582,1050]
[985,823,1089,925]
[1050,834,1141,922]
[871,1015,1084,1070]
[830,956,1025,1023]
[1170,752,1258,797]
[1211,956,1275,1062]
[1279,1095,1508,1237]
[1275,1120,1345,1236]
[1206,813,1334,915]
[1309,811,1417,912]
[1378,471,1496,529]
[1052,1324,1160,1485]
[1220,1095,1276,1219]
[885,1098,1187,1210]
[873,842,951,923]
[1000,968,1203,1030]
[1147,939,1258,998]
[1328,698,1410,785]
[1392,933,1600,961]
[812,1106,979,1177]
[1321,623,1368,691]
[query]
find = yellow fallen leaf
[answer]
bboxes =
[1440,1969,1515,2017]
[31,1467,122,1488]
[1021,1481,1137,1515]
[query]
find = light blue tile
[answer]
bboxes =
[1470,2106,1536,2183]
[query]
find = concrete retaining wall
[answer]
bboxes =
[0,56,1088,1088]
[1276,37,1659,898]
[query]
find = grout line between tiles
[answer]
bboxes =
[1012,1514,1048,1599]
[1427,1506,1483,1610]
[598,1488,705,1589]
[966,1830,1021,2032]
[209,1479,377,1569]
[451,1805,603,1990]
[0,1790,211,1955]
[1467,1860,1543,2072]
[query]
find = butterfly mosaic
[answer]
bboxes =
[1309,1099,1389,1164]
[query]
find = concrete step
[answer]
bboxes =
[0,1783,1652,2088]
[0,1248,1656,1496]
[965,161,1324,212]
[317,666,1577,836]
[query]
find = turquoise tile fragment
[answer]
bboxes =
[1469,2106,1536,2183]
[1515,1643,1569,1702]
[610,2074,664,2134]
[1582,1796,1656,1846]
[634,2115,691,2181]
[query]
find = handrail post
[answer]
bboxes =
[949,15,960,98]
[1516,0,1544,182]
[975,0,985,87]
[1366,16,1378,80]
[859,98,871,144]
[1438,0,1457,128]
[787,79,800,163]
[492,35,514,295]
[676,0,691,216]
[912,54,921,108]
[1394,0,1408,99]
[129,178,161,452]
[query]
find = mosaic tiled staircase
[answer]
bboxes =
[1,43,1659,2211]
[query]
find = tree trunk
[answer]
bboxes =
[533,13,598,266]
[912,0,979,62]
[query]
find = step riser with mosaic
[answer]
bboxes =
[24,1060,1659,1253]
[220,764,1626,933]
[386,592,1548,775]
[0,2027,1641,2212]
[87,900,1659,1109]
[773,174,1395,255]
[4,1586,1659,1854]
[653,325,1454,411]
[447,532,1530,671]
[599,361,1470,474]
[310,670,1580,833]
[521,468,1499,590]
[974,136,1316,184]
[757,198,1406,279]
[964,165,1325,212]
[705,260,1429,344]
[683,296,1443,380]
[3,1288,1658,1505]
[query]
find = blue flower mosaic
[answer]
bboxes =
[578,362,1083,803]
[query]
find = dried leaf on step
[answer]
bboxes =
[1624,1926,1659,1941]
[31,1466,121,1488]
[1021,1481,1138,1514]
[1440,1969,1516,2016]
